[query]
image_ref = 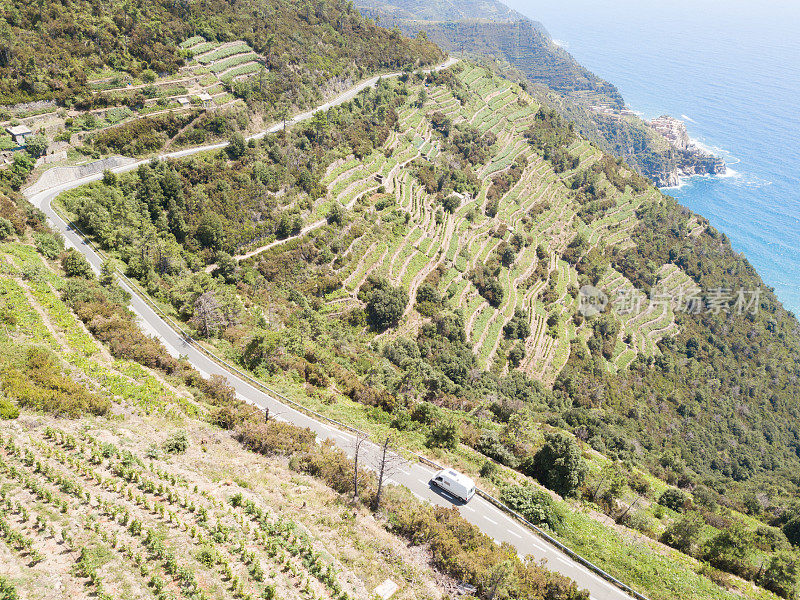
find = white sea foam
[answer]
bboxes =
[681,114,696,123]
[718,167,740,179]
[660,179,689,191]
[660,166,741,191]
[690,137,716,154]
[552,39,569,49]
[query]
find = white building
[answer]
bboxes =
[6,124,32,146]
[197,92,213,108]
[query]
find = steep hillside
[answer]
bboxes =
[0,231,589,600]
[43,59,800,598]
[55,61,800,512]
[360,1,623,107]
[0,0,442,106]
[354,0,723,186]
[0,239,433,600]
[362,0,523,21]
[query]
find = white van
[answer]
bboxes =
[431,469,476,503]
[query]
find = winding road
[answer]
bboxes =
[25,57,638,600]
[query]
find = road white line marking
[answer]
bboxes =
[508,529,522,538]
[417,478,429,485]
[482,516,498,525]
[462,505,475,512]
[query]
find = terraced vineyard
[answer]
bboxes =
[87,37,262,112]
[307,64,687,382]
[0,242,441,600]
[183,37,263,87]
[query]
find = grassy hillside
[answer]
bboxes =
[0,222,588,600]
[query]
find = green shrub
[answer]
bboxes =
[227,131,246,159]
[426,421,460,449]
[760,552,799,599]
[364,277,408,331]
[0,575,18,600]
[389,408,413,431]
[507,342,525,367]
[33,232,65,259]
[501,484,564,530]
[701,525,755,579]
[476,432,519,468]
[211,403,261,430]
[753,525,790,552]
[163,430,189,454]
[235,420,315,456]
[195,546,217,568]
[415,282,442,316]
[0,397,19,420]
[25,134,48,158]
[61,248,93,278]
[524,432,587,497]
[441,194,460,213]
[620,509,655,537]
[661,511,704,554]
[479,460,497,479]
[0,217,14,242]
[783,515,800,547]
[659,487,689,512]
[293,442,367,497]
[411,401,440,424]
[0,217,14,241]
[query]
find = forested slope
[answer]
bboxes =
[0,0,442,105]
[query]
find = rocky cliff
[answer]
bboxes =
[648,115,726,186]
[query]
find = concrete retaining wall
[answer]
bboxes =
[25,156,137,195]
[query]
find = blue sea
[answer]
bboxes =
[506,0,800,312]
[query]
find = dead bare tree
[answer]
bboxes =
[372,435,405,510]
[616,493,643,524]
[351,430,369,501]
[193,291,225,337]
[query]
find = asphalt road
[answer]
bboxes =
[25,58,635,600]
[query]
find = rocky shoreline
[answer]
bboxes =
[648,115,726,187]
[588,105,726,187]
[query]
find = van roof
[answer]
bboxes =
[438,468,475,488]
